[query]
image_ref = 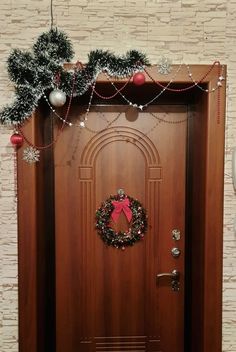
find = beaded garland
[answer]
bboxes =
[0,27,224,126]
[3,27,225,164]
[95,193,148,249]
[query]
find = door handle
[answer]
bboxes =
[156,270,180,291]
[157,269,180,279]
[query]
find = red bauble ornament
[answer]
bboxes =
[10,133,23,147]
[133,72,146,86]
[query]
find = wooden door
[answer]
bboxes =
[54,104,187,352]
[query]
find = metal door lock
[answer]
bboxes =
[157,269,180,292]
[171,279,180,291]
[172,229,181,241]
[171,247,181,258]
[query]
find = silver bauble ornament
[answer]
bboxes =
[49,89,67,107]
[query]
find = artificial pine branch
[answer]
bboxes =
[0,28,149,125]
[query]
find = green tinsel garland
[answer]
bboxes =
[95,194,148,249]
[0,28,149,125]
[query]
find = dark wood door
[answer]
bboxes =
[54,104,187,352]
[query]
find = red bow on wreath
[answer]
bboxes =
[111,198,132,223]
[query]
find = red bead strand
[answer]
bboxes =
[217,63,222,124]
[75,59,133,100]
[144,61,220,93]
[17,70,77,149]
[93,77,132,100]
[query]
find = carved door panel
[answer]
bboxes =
[54,104,187,352]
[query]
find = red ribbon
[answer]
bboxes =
[111,198,132,223]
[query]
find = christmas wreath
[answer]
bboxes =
[95,191,148,249]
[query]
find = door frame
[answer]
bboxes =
[17,64,226,352]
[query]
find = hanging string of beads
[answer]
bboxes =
[89,62,224,112]
[103,63,183,110]
[10,132,23,199]
[11,68,78,163]
[143,61,224,93]
[42,60,224,132]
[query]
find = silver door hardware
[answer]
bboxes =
[171,247,181,258]
[172,229,181,241]
[157,270,180,291]
[157,269,179,279]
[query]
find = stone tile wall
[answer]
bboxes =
[0,0,235,351]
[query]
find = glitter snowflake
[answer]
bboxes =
[157,57,172,75]
[22,147,40,163]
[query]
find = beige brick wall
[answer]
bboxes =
[0,0,235,351]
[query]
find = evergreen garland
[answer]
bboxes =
[0,28,149,125]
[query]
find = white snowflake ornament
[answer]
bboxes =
[22,147,40,163]
[158,57,172,75]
